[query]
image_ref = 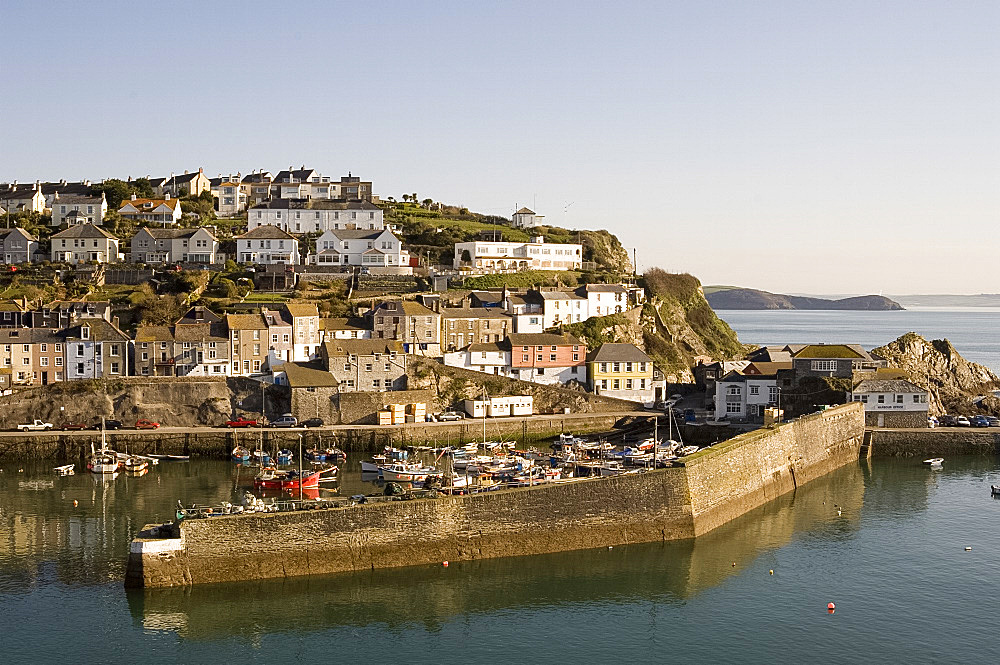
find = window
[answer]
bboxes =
[385,363,391,371]
[601,379,608,390]
[572,353,579,361]
[895,394,904,404]
[373,379,381,388]
[726,402,742,414]
[626,362,633,372]
[600,362,608,373]
[877,394,885,403]
[613,379,620,390]
[110,344,119,356]
[40,343,47,352]
[810,360,838,372]
[40,357,48,367]
[55,357,62,367]
[141,352,148,361]
[76,363,84,374]
[625,379,633,390]
[550,354,556,361]
[110,362,119,374]
[22,344,29,352]
[750,385,759,395]
[365,363,373,372]
[612,362,620,372]
[768,386,778,401]
[861,395,868,403]
[76,345,84,356]
[22,358,28,365]
[727,386,741,395]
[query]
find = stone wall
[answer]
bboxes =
[682,402,865,536]
[127,403,865,587]
[868,428,1000,457]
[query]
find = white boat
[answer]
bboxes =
[677,445,701,457]
[379,463,437,483]
[53,464,75,476]
[924,458,944,467]
[598,461,625,477]
[88,448,120,474]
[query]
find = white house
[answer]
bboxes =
[249,199,384,233]
[851,378,929,428]
[511,207,544,229]
[118,195,183,225]
[504,293,545,333]
[210,177,246,217]
[236,225,300,265]
[714,371,780,422]
[580,284,627,318]
[308,228,408,271]
[50,193,107,227]
[443,342,511,376]
[538,291,587,328]
[454,236,582,272]
[0,186,46,214]
[50,224,120,264]
[130,227,219,264]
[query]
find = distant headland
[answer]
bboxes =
[705,286,904,311]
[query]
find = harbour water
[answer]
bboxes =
[717,307,1000,372]
[4,455,1000,662]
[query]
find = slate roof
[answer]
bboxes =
[284,303,319,318]
[852,378,926,394]
[119,198,180,212]
[176,307,223,325]
[70,318,129,342]
[0,228,36,242]
[225,313,267,330]
[53,194,104,205]
[514,207,535,215]
[323,339,403,357]
[586,343,651,364]
[238,225,296,240]
[506,332,584,347]
[539,290,586,300]
[466,342,506,354]
[581,284,626,294]
[320,317,368,331]
[326,229,387,240]
[274,169,317,183]
[373,301,436,317]
[283,361,339,388]
[51,223,116,240]
[134,326,174,342]
[793,344,866,360]
[743,361,793,376]
[136,227,216,240]
[440,307,511,320]
[173,322,228,342]
[253,198,379,211]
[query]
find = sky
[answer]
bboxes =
[1,1,997,294]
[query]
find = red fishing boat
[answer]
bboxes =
[253,466,336,491]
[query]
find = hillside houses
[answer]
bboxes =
[130,227,219,264]
[454,235,583,272]
[118,195,183,225]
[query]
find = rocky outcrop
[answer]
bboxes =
[578,229,632,275]
[0,377,272,429]
[707,288,904,311]
[872,333,1000,415]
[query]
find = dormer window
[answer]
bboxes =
[81,327,90,340]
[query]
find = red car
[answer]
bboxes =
[135,419,160,430]
[61,421,88,431]
[225,417,258,428]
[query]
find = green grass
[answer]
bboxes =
[242,292,291,303]
[461,270,580,290]
[702,285,742,295]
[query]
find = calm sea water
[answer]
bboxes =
[3,456,1000,663]
[717,307,1000,373]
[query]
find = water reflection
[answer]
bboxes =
[128,463,868,641]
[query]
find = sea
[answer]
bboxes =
[717,307,1000,373]
[3,308,1000,663]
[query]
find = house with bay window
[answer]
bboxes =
[307,228,409,273]
[236,225,300,264]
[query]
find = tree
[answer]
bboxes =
[422,198,433,209]
[460,249,472,264]
[90,179,133,209]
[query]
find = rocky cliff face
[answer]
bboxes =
[579,229,633,275]
[564,270,745,383]
[872,333,1000,415]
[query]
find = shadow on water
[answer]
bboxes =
[127,462,868,641]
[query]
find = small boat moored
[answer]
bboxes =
[992,485,1000,497]
[232,446,251,463]
[124,456,149,474]
[923,458,944,467]
[53,464,75,476]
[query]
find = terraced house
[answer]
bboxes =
[236,225,300,264]
[587,343,657,406]
[50,192,107,227]
[130,227,219,264]
[440,307,512,351]
[368,301,441,356]
[63,319,129,380]
[226,313,268,376]
[50,223,120,264]
[0,328,34,385]
[250,199,384,233]
[320,339,407,392]
[506,332,587,386]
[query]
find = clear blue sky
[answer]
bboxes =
[2,1,997,294]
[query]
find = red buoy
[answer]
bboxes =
[827,602,835,609]
[442,561,449,567]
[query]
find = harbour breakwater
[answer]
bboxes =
[0,412,632,461]
[126,402,865,588]
[867,428,1000,457]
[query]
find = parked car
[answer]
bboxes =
[270,414,298,428]
[938,415,957,427]
[987,416,1000,427]
[61,421,88,431]
[971,415,991,428]
[437,411,464,422]
[683,408,696,423]
[91,420,123,430]
[17,419,53,432]
[225,417,258,428]
[136,419,160,430]
[927,416,938,428]
[301,417,324,428]
[956,416,971,427]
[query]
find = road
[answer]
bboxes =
[0,411,655,439]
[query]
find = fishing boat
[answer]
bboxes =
[253,450,272,466]
[53,464,75,476]
[305,448,327,463]
[326,447,347,464]
[254,466,335,491]
[88,447,120,474]
[124,456,148,474]
[677,445,701,457]
[232,445,250,462]
[276,449,293,465]
[598,460,625,477]
[991,485,1000,497]
[924,458,944,467]
[379,462,437,483]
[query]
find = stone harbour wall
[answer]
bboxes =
[127,402,865,588]
[868,428,1000,457]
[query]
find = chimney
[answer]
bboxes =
[165,193,171,200]
[131,193,137,201]
[54,192,60,202]
[199,167,203,174]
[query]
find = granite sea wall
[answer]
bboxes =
[126,402,865,588]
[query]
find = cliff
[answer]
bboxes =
[872,333,1000,415]
[706,288,904,311]
[565,270,745,382]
